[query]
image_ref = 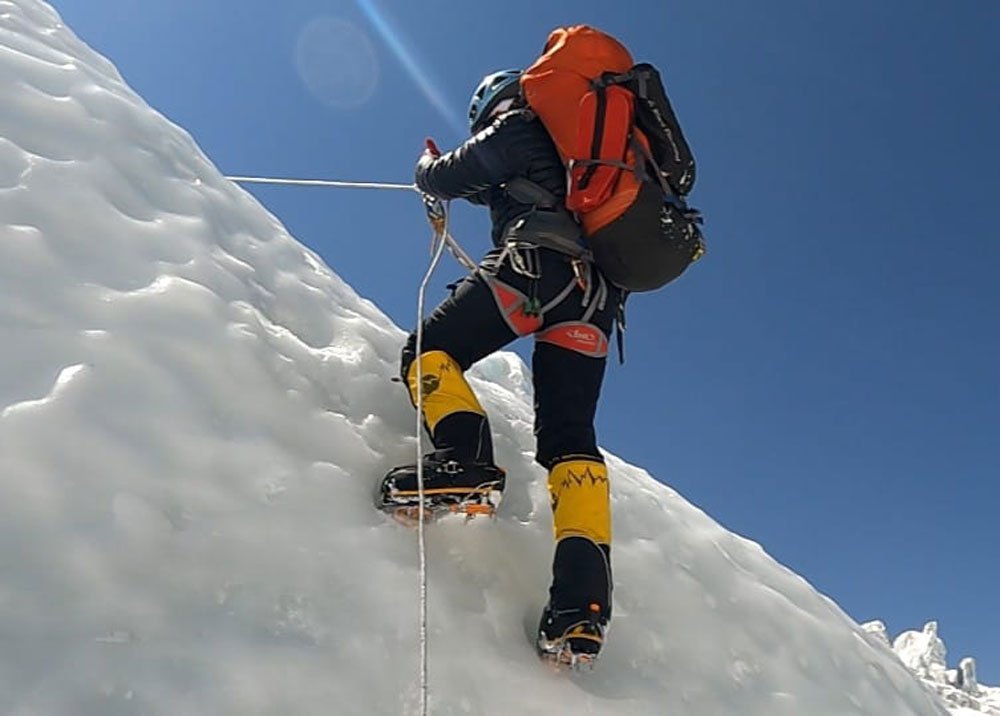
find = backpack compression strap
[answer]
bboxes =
[566,82,635,214]
[596,64,696,197]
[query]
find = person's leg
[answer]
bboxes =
[529,255,620,658]
[533,342,613,627]
[378,270,518,512]
[399,271,517,465]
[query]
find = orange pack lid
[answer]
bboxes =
[521,26,634,162]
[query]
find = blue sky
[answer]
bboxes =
[51,0,999,679]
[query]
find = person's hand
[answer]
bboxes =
[417,138,440,173]
[416,137,446,233]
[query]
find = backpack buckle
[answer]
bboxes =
[571,259,589,292]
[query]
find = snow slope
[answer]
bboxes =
[0,1,957,713]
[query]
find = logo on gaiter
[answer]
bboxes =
[558,466,608,491]
[419,360,453,396]
[551,465,608,511]
[421,374,440,396]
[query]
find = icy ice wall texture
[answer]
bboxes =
[0,1,955,714]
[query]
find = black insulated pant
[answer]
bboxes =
[401,247,619,469]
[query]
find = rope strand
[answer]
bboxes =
[225,175,416,191]
[414,202,452,716]
[228,171,469,716]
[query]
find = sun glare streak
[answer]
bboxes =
[354,0,467,138]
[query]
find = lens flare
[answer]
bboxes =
[354,0,466,138]
[294,17,378,109]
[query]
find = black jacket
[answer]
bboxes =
[415,109,567,247]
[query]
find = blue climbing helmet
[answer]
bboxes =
[468,69,522,132]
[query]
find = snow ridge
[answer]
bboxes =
[864,621,1000,715]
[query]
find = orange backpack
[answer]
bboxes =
[521,26,640,235]
[520,26,703,292]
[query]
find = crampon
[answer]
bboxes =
[382,487,502,526]
[536,604,606,670]
[376,460,505,526]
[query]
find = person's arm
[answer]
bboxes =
[415,114,524,200]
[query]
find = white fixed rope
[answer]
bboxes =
[226,172,478,276]
[228,171,462,716]
[225,174,417,191]
[413,212,451,716]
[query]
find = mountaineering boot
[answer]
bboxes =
[536,601,607,667]
[377,451,506,520]
[537,458,613,665]
[536,536,612,666]
[381,348,503,521]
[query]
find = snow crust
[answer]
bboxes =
[0,1,961,713]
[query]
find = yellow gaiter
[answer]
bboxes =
[547,458,611,545]
[406,350,486,435]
